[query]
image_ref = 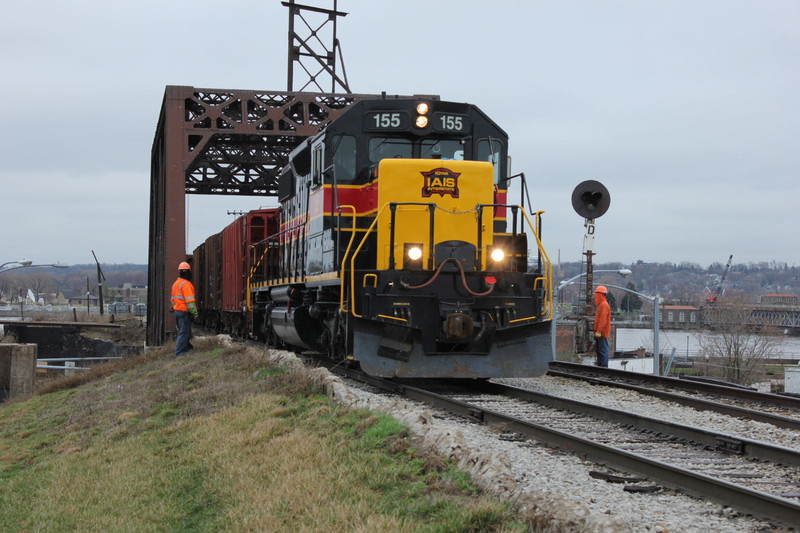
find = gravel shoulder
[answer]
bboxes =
[328,368,795,532]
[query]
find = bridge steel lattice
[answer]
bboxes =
[748,307,800,329]
[146,0,378,346]
[146,87,378,346]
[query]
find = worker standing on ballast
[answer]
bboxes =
[593,285,611,367]
[171,262,198,357]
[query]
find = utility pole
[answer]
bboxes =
[92,251,106,316]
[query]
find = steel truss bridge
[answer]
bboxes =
[748,306,800,330]
[147,0,380,346]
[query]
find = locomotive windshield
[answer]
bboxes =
[421,139,464,160]
[332,134,356,182]
[321,99,510,186]
[368,137,412,162]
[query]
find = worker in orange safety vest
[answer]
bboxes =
[593,285,611,367]
[171,261,198,356]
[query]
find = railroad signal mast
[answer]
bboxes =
[570,180,611,353]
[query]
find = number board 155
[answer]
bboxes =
[364,111,410,131]
[432,113,470,133]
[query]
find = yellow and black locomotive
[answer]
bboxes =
[245,97,553,378]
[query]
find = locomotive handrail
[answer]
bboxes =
[520,208,553,321]
[249,221,306,285]
[346,201,553,320]
[476,203,553,320]
[347,203,389,318]
[246,239,280,310]
[336,205,358,313]
[246,246,259,311]
[346,202,436,318]
[387,202,437,270]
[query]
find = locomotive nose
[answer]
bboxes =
[444,312,474,340]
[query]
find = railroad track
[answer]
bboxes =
[319,361,800,528]
[548,361,800,431]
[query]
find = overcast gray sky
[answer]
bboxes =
[1,0,797,269]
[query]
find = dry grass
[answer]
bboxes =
[0,338,532,532]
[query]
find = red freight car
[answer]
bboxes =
[192,208,280,337]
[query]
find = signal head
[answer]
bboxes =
[571,180,611,219]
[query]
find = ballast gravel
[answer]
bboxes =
[260,346,794,532]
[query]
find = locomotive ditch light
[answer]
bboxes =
[404,243,424,270]
[490,248,505,262]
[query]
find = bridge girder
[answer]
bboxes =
[146,86,378,346]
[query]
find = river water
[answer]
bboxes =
[616,327,800,360]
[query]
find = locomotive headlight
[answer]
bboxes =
[404,243,424,270]
[407,246,423,261]
[415,102,430,129]
[490,248,505,262]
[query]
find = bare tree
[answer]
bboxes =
[699,296,781,385]
[16,273,56,304]
[0,276,14,303]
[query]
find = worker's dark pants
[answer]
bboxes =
[175,311,194,356]
[595,337,609,367]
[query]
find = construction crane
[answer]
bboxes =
[706,254,733,305]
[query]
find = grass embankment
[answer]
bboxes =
[0,339,532,532]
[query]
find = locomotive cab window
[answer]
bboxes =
[332,134,356,182]
[311,142,324,187]
[369,137,412,162]
[421,139,464,160]
[477,138,504,184]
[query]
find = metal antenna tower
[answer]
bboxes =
[284,0,351,93]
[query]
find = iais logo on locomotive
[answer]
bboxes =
[420,167,460,198]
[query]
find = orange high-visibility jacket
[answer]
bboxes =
[593,295,611,338]
[171,278,196,312]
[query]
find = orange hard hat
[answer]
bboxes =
[178,261,191,271]
[594,285,608,294]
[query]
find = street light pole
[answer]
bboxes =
[0,262,68,274]
[0,260,33,271]
[552,268,631,359]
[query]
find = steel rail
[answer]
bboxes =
[550,361,800,408]
[474,380,800,467]
[548,364,800,431]
[322,363,800,527]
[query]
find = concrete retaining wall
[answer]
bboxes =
[0,343,37,399]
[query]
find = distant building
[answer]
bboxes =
[69,295,100,307]
[108,283,148,304]
[660,305,700,330]
[53,291,70,305]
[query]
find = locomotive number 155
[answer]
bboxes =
[364,111,410,130]
[433,112,469,133]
